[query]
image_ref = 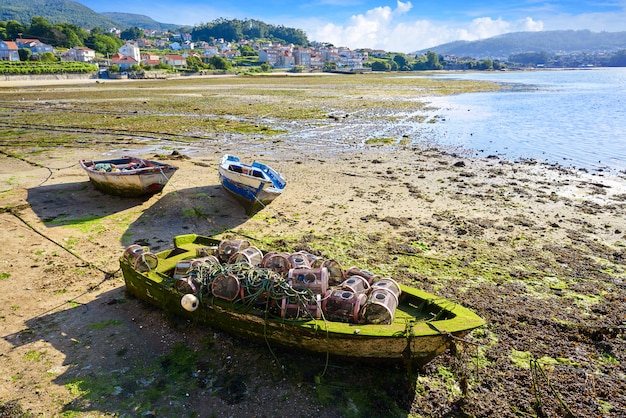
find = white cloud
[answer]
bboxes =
[303,2,546,52]
[518,17,544,32]
[307,1,415,51]
[455,17,543,42]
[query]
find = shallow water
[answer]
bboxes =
[413,68,626,173]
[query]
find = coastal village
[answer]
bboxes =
[3,20,622,72]
[0,28,382,72]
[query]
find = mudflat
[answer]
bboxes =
[0,74,624,417]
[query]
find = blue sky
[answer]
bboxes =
[77,0,626,52]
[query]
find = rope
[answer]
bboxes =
[0,149,78,186]
[531,358,577,417]
[187,258,332,376]
[0,269,115,342]
[0,208,119,335]
[7,207,119,277]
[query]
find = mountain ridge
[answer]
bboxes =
[417,30,626,59]
[100,12,183,32]
[0,0,120,29]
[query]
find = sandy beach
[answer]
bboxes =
[0,75,624,417]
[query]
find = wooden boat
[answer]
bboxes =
[79,156,178,197]
[120,234,485,366]
[218,154,286,214]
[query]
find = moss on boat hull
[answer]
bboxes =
[120,234,485,365]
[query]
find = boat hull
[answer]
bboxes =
[120,235,485,365]
[218,155,286,214]
[80,157,178,197]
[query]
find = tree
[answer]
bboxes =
[509,51,550,66]
[324,61,337,71]
[28,17,54,43]
[608,50,626,67]
[426,51,442,70]
[371,61,391,71]
[393,54,408,69]
[209,18,244,42]
[208,55,232,70]
[57,23,84,48]
[239,45,257,57]
[38,52,57,62]
[411,56,428,71]
[186,55,205,72]
[191,18,309,46]
[18,48,32,61]
[6,20,25,40]
[121,27,144,41]
[478,58,493,70]
[86,33,123,56]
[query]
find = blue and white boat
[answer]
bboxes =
[218,154,287,214]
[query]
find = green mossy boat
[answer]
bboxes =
[120,234,485,366]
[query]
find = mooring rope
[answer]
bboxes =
[0,206,120,330]
[5,207,119,277]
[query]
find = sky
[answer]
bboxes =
[77,0,626,53]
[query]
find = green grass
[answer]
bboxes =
[23,350,46,362]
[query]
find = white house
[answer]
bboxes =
[63,46,96,62]
[111,52,139,70]
[140,53,160,66]
[163,54,186,68]
[203,45,219,58]
[118,42,140,62]
[293,47,311,67]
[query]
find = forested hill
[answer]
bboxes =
[0,0,183,31]
[101,12,182,32]
[0,0,309,45]
[417,30,626,59]
[0,0,120,29]
[191,19,310,47]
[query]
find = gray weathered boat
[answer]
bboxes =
[79,156,178,197]
[120,234,485,366]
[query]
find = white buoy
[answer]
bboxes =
[181,294,199,312]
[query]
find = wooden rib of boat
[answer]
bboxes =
[120,234,485,366]
[218,154,286,214]
[79,156,178,197]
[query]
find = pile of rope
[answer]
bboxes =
[176,260,321,320]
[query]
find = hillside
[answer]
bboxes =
[101,12,184,32]
[0,0,120,29]
[417,30,626,59]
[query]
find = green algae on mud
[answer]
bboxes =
[0,73,501,155]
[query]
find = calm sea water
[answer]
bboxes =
[419,68,626,173]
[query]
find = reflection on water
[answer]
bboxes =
[418,68,626,172]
